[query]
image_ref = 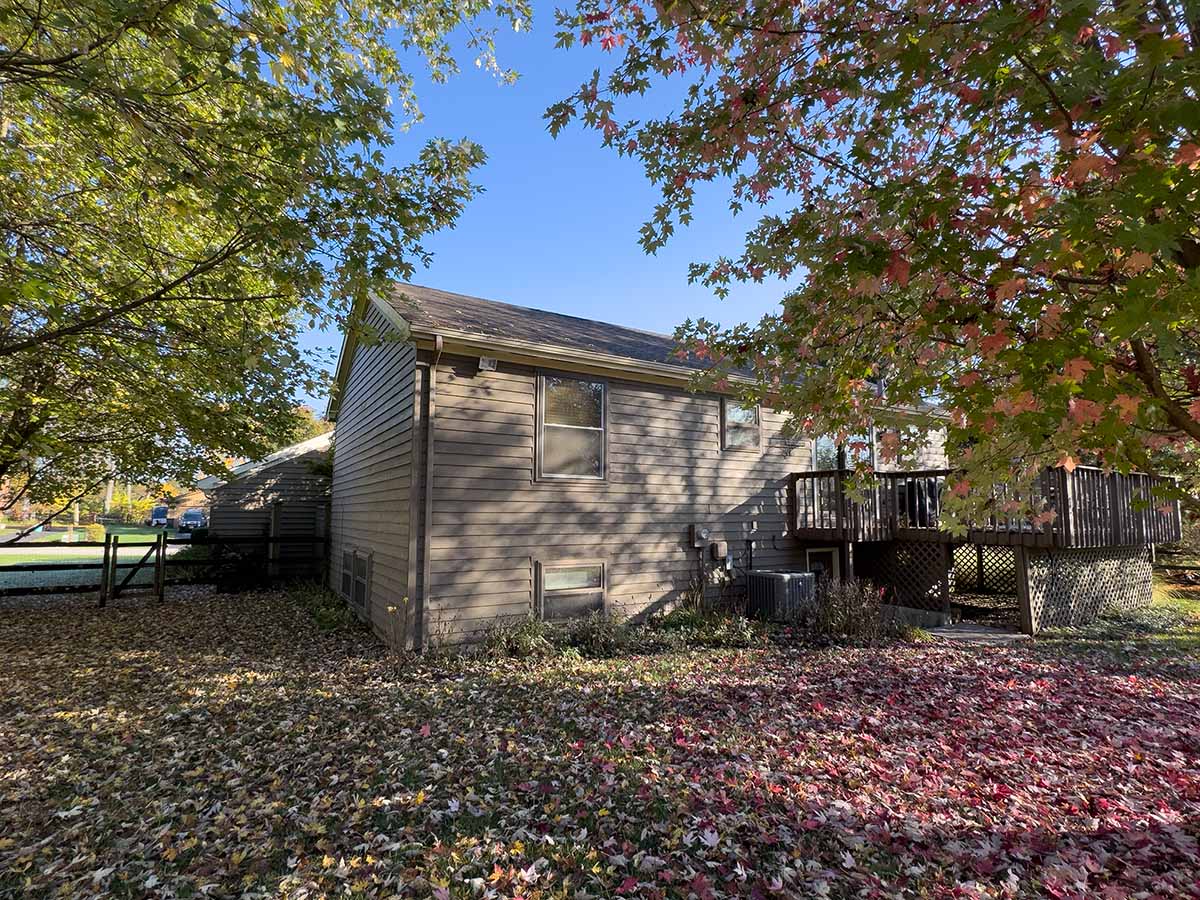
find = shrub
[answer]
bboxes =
[292,581,361,632]
[84,523,105,542]
[648,606,767,648]
[482,616,556,659]
[556,611,629,657]
[810,577,901,644]
[898,624,934,643]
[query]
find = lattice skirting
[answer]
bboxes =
[952,545,1017,595]
[1021,545,1153,633]
[858,542,952,612]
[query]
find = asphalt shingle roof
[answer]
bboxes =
[384,283,711,373]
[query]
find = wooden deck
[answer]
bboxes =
[789,466,1182,548]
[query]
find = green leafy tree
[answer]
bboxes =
[284,405,334,448]
[551,0,1200,518]
[0,0,527,531]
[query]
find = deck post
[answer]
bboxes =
[1014,545,1034,635]
[1058,468,1074,548]
[940,543,952,616]
[1107,475,1122,547]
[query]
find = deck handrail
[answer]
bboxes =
[789,466,1181,548]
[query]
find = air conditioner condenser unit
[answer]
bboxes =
[745,570,817,622]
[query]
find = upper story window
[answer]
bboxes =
[812,431,875,469]
[812,435,839,469]
[722,400,761,451]
[539,375,606,479]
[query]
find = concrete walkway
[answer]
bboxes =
[931,622,1031,645]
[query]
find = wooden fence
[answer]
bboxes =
[0,532,325,602]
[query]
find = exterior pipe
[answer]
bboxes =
[418,334,443,650]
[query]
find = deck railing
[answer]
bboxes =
[790,466,1182,548]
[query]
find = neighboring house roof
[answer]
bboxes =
[196,432,333,492]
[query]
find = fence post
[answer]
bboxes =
[98,533,112,607]
[107,534,120,603]
[268,503,281,581]
[155,532,166,602]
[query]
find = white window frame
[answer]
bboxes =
[536,373,607,481]
[721,399,762,453]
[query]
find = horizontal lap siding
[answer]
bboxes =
[426,353,812,643]
[329,310,417,642]
[208,456,329,541]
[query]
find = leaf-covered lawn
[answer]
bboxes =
[2,595,1198,899]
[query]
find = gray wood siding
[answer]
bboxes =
[329,309,417,642]
[208,453,329,574]
[421,353,819,642]
[208,453,329,539]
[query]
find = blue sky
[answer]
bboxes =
[298,22,788,411]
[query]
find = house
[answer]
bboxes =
[199,432,332,576]
[327,285,1181,649]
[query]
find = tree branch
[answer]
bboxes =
[0,232,255,357]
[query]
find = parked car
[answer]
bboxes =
[176,508,208,532]
[146,505,169,527]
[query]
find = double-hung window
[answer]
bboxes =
[722,400,761,451]
[539,375,606,479]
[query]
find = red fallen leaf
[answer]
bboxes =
[617,876,639,893]
[419,723,431,737]
[689,873,715,900]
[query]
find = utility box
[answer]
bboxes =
[745,570,817,622]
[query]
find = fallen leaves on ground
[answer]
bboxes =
[1,594,1198,899]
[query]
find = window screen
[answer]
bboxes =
[541,563,605,622]
[540,376,605,478]
[722,401,760,451]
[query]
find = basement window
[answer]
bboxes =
[341,551,353,598]
[352,553,370,610]
[540,562,604,622]
[722,400,761,452]
[539,375,606,479]
[341,549,371,611]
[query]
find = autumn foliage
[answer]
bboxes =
[550,1,1200,517]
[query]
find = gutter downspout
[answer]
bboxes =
[418,334,443,650]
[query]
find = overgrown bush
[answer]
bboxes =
[809,577,902,644]
[645,606,767,648]
[292,581,362,632]
[481,616,556,659]
[556,611,630,657]
[84,523,105,542]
